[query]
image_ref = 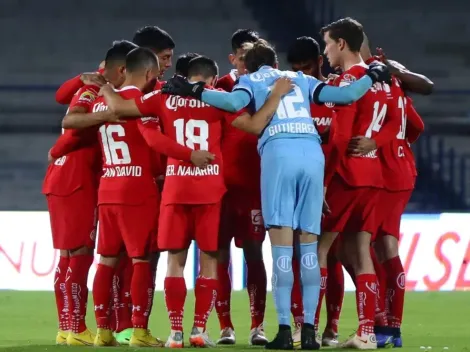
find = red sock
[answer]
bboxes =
[314,267,328,331]
[148,253,159,315]
[383,256,405,329]
[54,256,70,331]
[93,263,115,329]
[291,255,304,325]
[194,277,218,331]
[131,262,152,329]
[215,262,233,329]
[246,260,267,329]
[371,248,388,326]
[114,257,133,332]
[164,277,187,331]
[344,264,356,285]
[355,273,377,336]
[67,254,94,333]
[325,256,344,335]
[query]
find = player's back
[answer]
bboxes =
[158,91,226,205]
[95,86,159,205]
[43,86,101,196]
[236,66,320,154]
[335,64,388,187]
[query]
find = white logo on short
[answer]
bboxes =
[276,256,292,273]
[301,253,318,270]
[251,209,263,225]
[396,272,406,289]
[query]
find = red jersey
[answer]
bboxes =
[405,97,424,178]
[310,99,335,159]
[94,86,162,205]
[43,85,101,196]
[216,71,261,193]
[135,89,227,205]
[378,77,414,191]
[216,70,237,92]
[332,64,393,188]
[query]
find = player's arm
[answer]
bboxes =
[405,97,425,143]
[137,118,215,167]
[100,85,146,117]
[49,128,97,159]
[62,107,118,129]
[55,70,106,105]
[229,77,294,134]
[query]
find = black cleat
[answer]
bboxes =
[265,325,293,350]
[301,324,320,350]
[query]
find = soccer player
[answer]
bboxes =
[55,26,175,105]
[98,55,283,348]
[215,29,268,346]
[286,36,344,348]
[175,52,200,76]
[44,39,138,346]
[318,18,402,349]
[162,39,390,350]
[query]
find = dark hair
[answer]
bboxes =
[244,39,277,73]
[320,17,364,52]
[126,47,159,73]
[187,56,218,80]
[231,29,259,52]
[287,36,321,64]
[132,26,175,53]
[175,52,200,76]
[105,40,138,67]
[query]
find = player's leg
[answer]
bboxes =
[159,203,190,348]
[190,203,221,347]
[291,246,304,349]
[47,194,71,344]
[371,244,388,330]
[92,205,121,347]
[323,238,344,347]
[113,254,133,344]
[215,195,235,344]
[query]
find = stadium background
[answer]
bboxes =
[0,0,469,350]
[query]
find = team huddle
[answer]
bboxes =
[43,16,430,350]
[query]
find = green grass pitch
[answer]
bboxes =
[0,291,468,351]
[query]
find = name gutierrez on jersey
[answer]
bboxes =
[166,96,210,112]
[165,164,220,177]
[268,122,317,137]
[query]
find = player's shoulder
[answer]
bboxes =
[75,85,99,104]
[341,63,368,81]
[117,85,143,99]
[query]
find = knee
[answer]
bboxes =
[99,255,119,267]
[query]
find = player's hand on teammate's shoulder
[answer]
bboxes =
[347,136,377,156]
[366,62,391,84]
[80,72,107,87]
[376,47,406,75]
[190,150,216,168]
[271,77,294,97]
[162,75,205,100]
[98,83,114,97]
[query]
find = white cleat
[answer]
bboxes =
[189,327,216,348]
[341,332,377,349]
[249,325,268,346]
[217,327,236,345]
[322,332,339,347]
[292,324,301,350]
[165,331,184,348]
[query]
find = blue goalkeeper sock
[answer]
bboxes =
[271,245,294,326]
[298,241,320,326]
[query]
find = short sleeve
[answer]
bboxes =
[135,90,163,118]
[233,75,253,100]
[70,85,99,110]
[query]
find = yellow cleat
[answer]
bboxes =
[56,330,69,345]
[94,328,119,347]
[66,329,95,346]
[130,328,165,347]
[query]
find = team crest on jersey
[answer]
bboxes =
[141,90,160,102]
[339,73,356,87]
[78,91,96,103]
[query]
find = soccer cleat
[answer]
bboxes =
[55,330,69,345]
[392,336,402,348]
[301,324,320,350]
[130,328,165,347]
[189,327,216,347]
[292,323,301,350]
[322,331,339,347]
[115,328,133,345]
[341,332,378,350]
[94,328,119,347]
[249,325,269,346]
[165,331,184,348]
[376,333,394,348]
[265,326,294,350]
[66,329,95,346]
[217,327,236,345]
